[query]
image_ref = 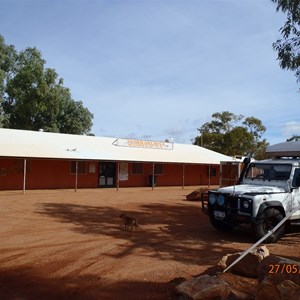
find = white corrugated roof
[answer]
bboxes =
[0,128,233,164]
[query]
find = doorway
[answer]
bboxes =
[99,162,116,187]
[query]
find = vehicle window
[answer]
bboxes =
[245,164,291,181]
[292,168,300,187]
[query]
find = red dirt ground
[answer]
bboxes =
[0,187,299,299]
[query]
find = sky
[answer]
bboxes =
[1,0,300,146]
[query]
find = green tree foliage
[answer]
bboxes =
[272,0,300,80]
[0,35,17,126]
[193,111,268,159]
[0,35,93,134]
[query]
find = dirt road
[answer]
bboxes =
[0,187,299,299]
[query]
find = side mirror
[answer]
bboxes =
[243,157,251,164]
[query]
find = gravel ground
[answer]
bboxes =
[0,187,299,299]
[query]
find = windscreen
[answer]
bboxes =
[245,163,292,181]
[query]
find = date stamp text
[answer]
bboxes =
[269,264,300,274]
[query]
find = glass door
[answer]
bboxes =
[99,162,116,187]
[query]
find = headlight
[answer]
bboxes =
[242,200,250,209]
[217,194,225,206]
[242,200,251,209]
[208,193,216,204]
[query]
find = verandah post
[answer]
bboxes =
[23,158,27,194]
[182,164,185,189]
[152,163,155,190]
[208,164,211,188]
[117,162,120,191]
[75,161,78,192]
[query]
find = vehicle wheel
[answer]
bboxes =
[255,208,285,243]
[210,217,234,231]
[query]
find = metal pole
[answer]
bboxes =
[152,163,155,190]
[220,163,223,187]
[208,165,211,188]
[182,164,185,190]
[117,162,119,191]
[23,158,27,194]
[75,161,78,192]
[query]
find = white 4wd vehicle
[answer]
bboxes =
[203,142,300,243]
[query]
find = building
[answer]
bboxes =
[0,128,234,191]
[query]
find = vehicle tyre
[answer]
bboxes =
[210,217,234,231]
[255,208,285,243]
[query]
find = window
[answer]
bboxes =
[132,163,144,175]
[211,167,217,177]
[245,163,291,181]
[89,163,96,173]
[71,161,86,175]
[292,168,300,187]
[207,166,217,177]
[154,164,164,175]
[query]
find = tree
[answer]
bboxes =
[286,135,300,141]
[272,0,300,80]
[0,35,93,134]
[193,111,268,159]
[0,35,17,126]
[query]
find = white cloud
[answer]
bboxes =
[0,0,299,146]
[283,121,300,137]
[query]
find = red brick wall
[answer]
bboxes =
[0,158,99,190]
[0,158,24,190]
[0,158,220,190]
[119,162,220,187]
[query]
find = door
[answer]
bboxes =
[220,162,240,187]
[99,162,116,187]
[291,168,300,219]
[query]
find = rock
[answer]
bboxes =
[217,246,269,278]
[256,276,281,300]
[256,256,300,300]
[218,272,258,299]
[278,280,300,299]
[186,187,208,201]
[291,288,300,300]
[256,277,300,300]
[194,252,300,300]
[175,274,230,300]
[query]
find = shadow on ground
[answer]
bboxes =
[36,201,269,266]
[0,266,179,300]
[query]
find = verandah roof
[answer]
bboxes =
[0,128,233,165]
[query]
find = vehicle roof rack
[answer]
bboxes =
[266,141,300,158]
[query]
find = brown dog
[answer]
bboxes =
[120,213,139,231]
